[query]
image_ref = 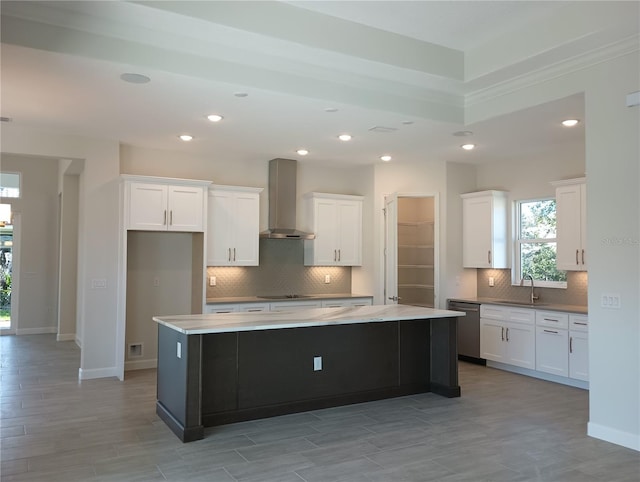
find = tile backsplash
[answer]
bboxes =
[477,269,587,306]
[206,239,351,298]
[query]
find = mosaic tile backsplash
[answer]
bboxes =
[207,239,351,298]
[477,269,588,306]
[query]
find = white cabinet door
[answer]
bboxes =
[505,322,535,369]
[536,326,569,376]
[554,179,586,271]
[569,330,589,381]
[461,191,508,268]
[167,185,204,232]
[128,182,168,230]
[480,319,506,362]
[304,193,363,266]
[207,186,262,266]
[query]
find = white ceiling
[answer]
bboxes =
[1,1,631,168]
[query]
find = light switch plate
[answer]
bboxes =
[601,293,621,309]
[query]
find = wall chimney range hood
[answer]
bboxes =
[260,158,315,239]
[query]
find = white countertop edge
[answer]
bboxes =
[154,305,464,335]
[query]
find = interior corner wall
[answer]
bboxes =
[466,50,640,451]
[1,125,121,380]
[57,173,79,341]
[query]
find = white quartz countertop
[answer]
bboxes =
[154,304,465,335]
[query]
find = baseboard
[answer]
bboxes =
[486,360,589,390]
[78,366,119,380]
[16,327,57,335]
[125,358,157,371]
[588,422,640,452]
[57,333,76,342]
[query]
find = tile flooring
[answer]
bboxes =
[1,334,638,481]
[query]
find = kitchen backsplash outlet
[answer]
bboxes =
[207,239,351,298]
[477,269,587,306]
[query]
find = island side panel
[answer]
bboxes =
[398,319,430,389]
[429,317,461,397]
[156,324,204,442]
[201,333,239,414]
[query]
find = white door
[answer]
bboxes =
[384,194,398,304]
[505,322,535,369]
[336,200,362,266]
[207,191,234,265]
[480,319,505,362]
[462,195,492,268]
[536,326,569,376]
[128,182,168,230]
[569,331,589,381]
[314,199,339,265]
[232,192,260,265]
[168,185,204,232]
[555,184,582,270]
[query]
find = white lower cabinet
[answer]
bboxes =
[481,304,588,386]
[269,301,322,311]
[206,297,372,314]
[321,298,373,308]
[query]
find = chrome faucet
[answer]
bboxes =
[520,274,539,304]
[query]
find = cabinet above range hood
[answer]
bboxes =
[260,158,315,240]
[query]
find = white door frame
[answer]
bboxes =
[2,212,20,335]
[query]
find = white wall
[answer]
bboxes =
[467,50,640,451]
[0,154,59,334]
[57,171,79,341]
[2,125,121,380]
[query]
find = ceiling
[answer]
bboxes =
[1,1,634,168]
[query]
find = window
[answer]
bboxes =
[515,198,566,288]
[0,173,20,198]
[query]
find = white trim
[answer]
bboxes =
[16,326,57,335]
[78,366,119,380]
[9,212,21,333]
[57,333,75,342]
[588,422,640,452]
[486,360,589,390]
[125,358,158,371]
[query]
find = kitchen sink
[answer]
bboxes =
[257,294,314,300]
[489,300,548,307]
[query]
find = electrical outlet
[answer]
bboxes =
[489,277,495,287]
[324,274,331,284]
[209,276,216,286]
[313,356,322,371]
[153,276,160,287]
[177,342,182,359]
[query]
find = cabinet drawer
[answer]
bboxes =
[481,304,534,324]
[270,301,322,311]
[509,308,535,325]
[536,311,569,329]
[569,314,588,332]
[480,304,509,321]
[237,303,270,312]
[205,304,238,314]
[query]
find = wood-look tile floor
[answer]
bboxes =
[1,335,639,481]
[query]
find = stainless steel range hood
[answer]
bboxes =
[260,158,315,239]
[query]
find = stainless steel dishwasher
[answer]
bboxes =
[447,300,485,365]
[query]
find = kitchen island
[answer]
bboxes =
[154,304,464,442]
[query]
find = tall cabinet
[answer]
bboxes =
[461,190,508,269]
[552,178,587,271]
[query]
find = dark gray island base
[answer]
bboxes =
[154,306,462,442]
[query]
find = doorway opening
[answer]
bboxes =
[0,225,13,330]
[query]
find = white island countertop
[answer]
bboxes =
[154,304,465,335]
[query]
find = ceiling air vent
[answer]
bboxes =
[368,126,397,133]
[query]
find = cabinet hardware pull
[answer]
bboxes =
[334,249,337,262]
[163,210,167,225]
[233,248,236,261]
[338,249,341,261]
[228,248,231,262]
[501,327,504,341]
[488,250,492,264]
[169,210,173,225]
[570,337,573,353]
[506,327,510,341]
[543,318,559,322]
[581,249,585,265]
[576,249,579,265]
[574,322,587,325]
[543,329,558,334]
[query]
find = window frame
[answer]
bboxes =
[513,197,567,289]
[0,172,21,199]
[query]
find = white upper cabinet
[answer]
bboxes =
[304,192,363,266]
[207,185,263,266]
[553,178,587,271]
[124,176,209,232]
[461,190,508,268]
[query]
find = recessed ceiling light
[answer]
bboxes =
[453,130,473,137]
[179,135,193,141]
[207,114,224,122]
[461,143,475,150]
[324,107,338,113]
[296,149,309,156]
[380,155,392,162]
[561,119,580,127]
[234,92,248,98]
[120,73,150,84]
[338,134,352,141]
